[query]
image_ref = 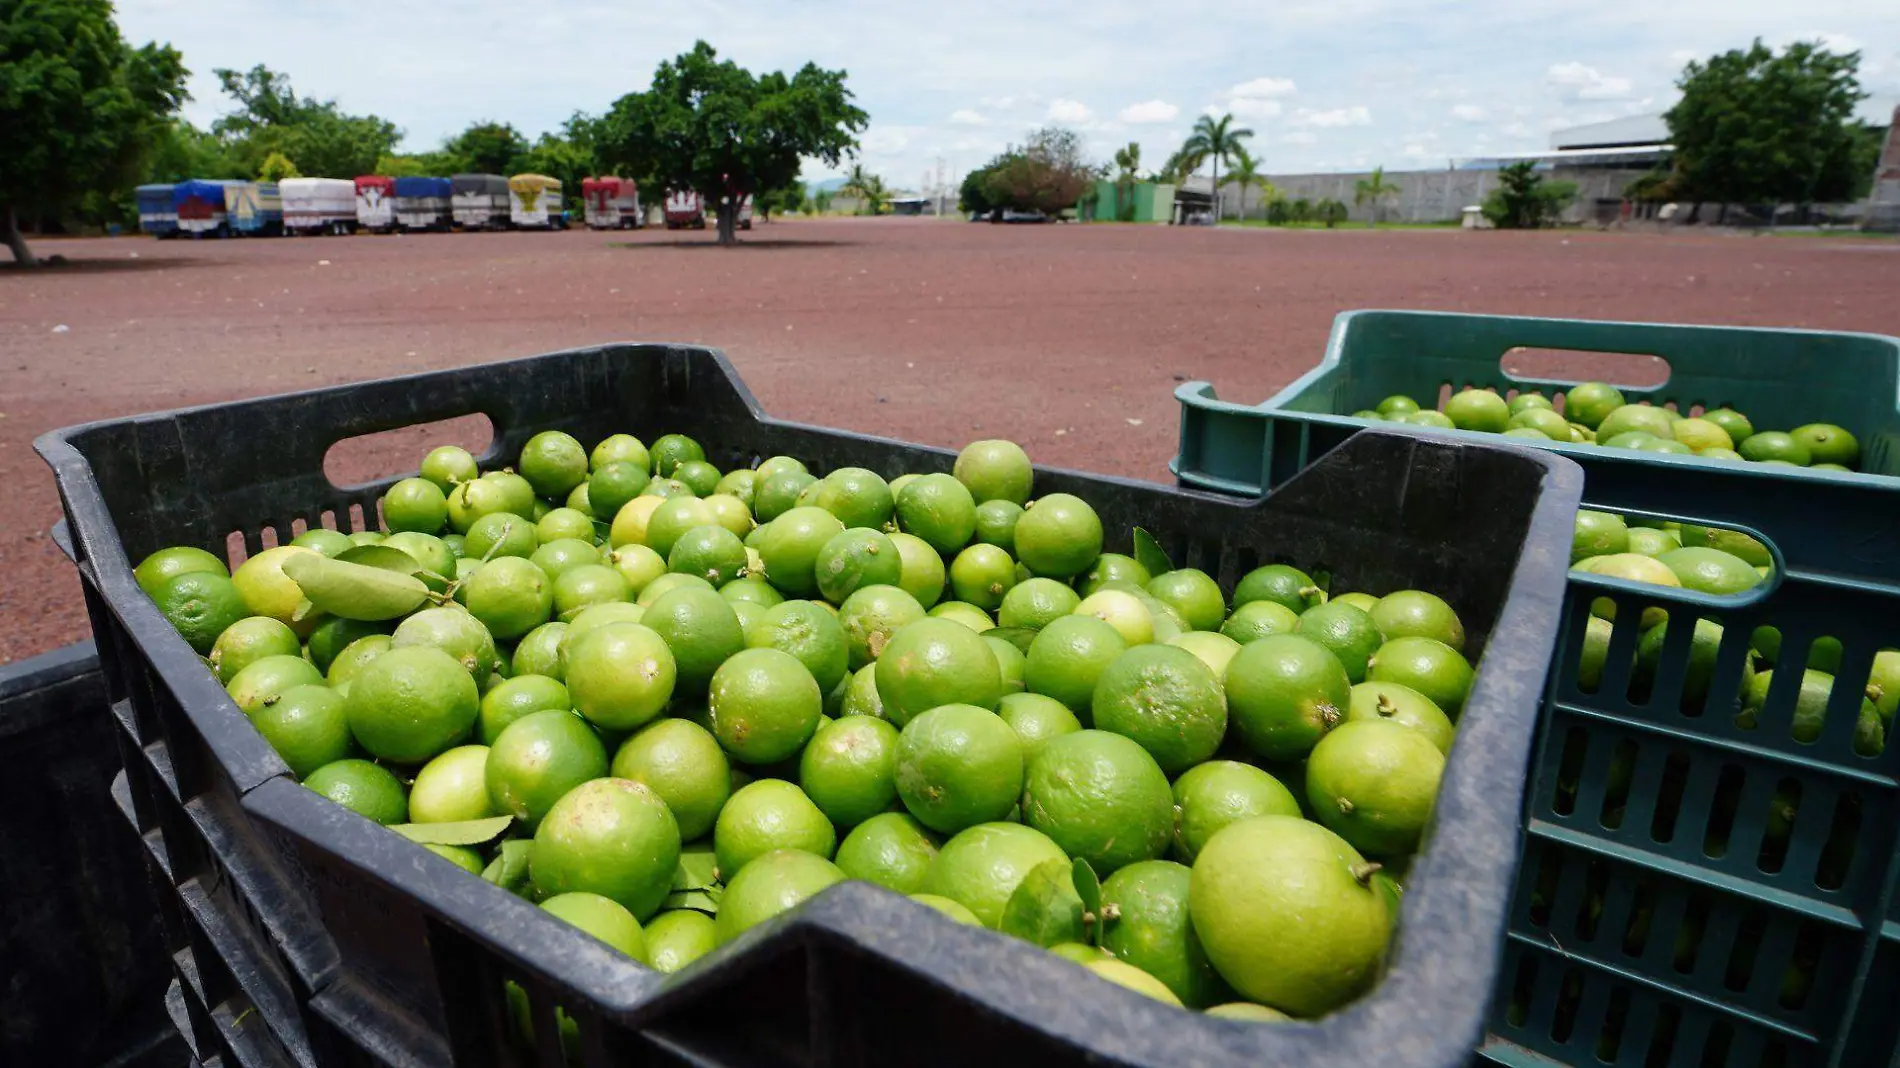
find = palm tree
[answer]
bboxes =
[1112,142,1141,220]
[1354,166,1402,227]
[840,164,891,215]
[1180,113,1254,220]
[1223,145,1273,222]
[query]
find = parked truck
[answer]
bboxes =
[136,184,178,237]
[582,177,641,229]
[280,178,356,234]
[223,182,284,236]
[664,190,706,229]
[451,173,510,230]
[508,174,565,229]
[355,176,397,232]
[394,177,453,231]
[172,180,228,237]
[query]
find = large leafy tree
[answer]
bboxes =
[1666,40,1869,213]
[1,0,188,264]
[211,65,398,179]
[1180,113,1253,219]
[443,121,529,175]
[597,41,867,244]
[972,127,1100,216]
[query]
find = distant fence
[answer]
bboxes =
[1223,168,1654,225]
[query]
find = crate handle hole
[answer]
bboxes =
[1501,347,1671,391]
[322,413,496,490]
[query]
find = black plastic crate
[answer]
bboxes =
[40,344,1582,1067]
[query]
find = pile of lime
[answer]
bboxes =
[138,430,1475,1022]
[1360,383,1862,471]
[1567,509,1890,756]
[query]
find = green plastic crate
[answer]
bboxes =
[1169,311,1900,1068]
[1173,309,1900,497]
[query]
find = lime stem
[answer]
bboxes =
[1351,861,1384,885]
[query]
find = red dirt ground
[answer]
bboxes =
[3,218,1897,664]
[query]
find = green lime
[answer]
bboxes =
[1080,554,1151,597]
[304,759,408,824]
[136,544,229,598]
[954,440,1034,505]
[836,585,927,670]
[1596,405,1676,443]
[643,477,698,500]
[875,618,1004,726]
[1090,645,1226,773]
[668,525,748,586]
[565,483,594,517]
[1741,669,1883,755]
[1563,383,1627,429]
[464,511,539,560]
[534,508,595,545]
[1189,816,1389,1016]
[645,909,717,973]
[609,718,730,840]
[1074,590,1154,647]
[912,893,981,925]
[1576,616,1614,692]
[1083,959,1183,1004]
[636,572,712,609]
[1369,590,1465,652]
[606,497,663,549]
[1676,525,1770,567]
[672,460,722,498]
[251,684,352,778]
[648,433,705,477]
[152,571,249,655]
[232,546,320,629]
[839,663,885,719]
[1305,720,1445,856]
[1023,615,1127,713]
[709,647,823,764]
[588,433,649,472]
[530,778,681,919]
[479,673,571,743]
[799,715,901,827]
[1294,601,1383,683]
[409,744,498,823]
[754,471,819,523]
[424,844,483,874]
[1233,564,1321,614]
[328,634,392,688]
[721,575,785,609]
[1167,632,1241,678]
[927,601,994,632]
[895,704,1024,834]
[1602,430,1658,450]
[541,892,646,961]
[520,433,594,498]
[644,498,717,560]
[714,849,845,943]
[643,586,746,693]
[562,621,675,731]
[1145,569,1224,632]
[1225,634,1351,761]
[949,544,1018,611]
[1656,546,1762,596]
[227,654,324,715]
[550,564,631,622]
[835,812,940,893]
[1625,528,1679,557]
[1346,681,1455,754]
[1013,494,1102,579]
[1509,406,1566,441]
[815,529,902,603]
[1376,395,1419,417]
[1171,761,1300,862]
[922,822,1068,928]
[379,532,456,588]
[392,606,502,684]
[1366,634,1473,716]
[701,494,754,538]
[985,634,1026,693]
[756,506,845,596]
[465,556,554,640]
[714,469,759,508]
[511,622,569,681]
[1021,730,1171,873]
[1699,408,1754,444]
[210,616,302,684]
[1739,431,1811,465]
[345,646,480,764]
[446,478,512,534]
[421,445,480,492]
[1205,1002,1291,1021]
[996,692,1082,756]
[888,532,947,608]
[383,477,449,534]
[896,473,978,556]
[813,468,894,529]
[1100,859,1235,1009]
[1670,417,1734,453]
[1443,388,1510,432]
[998,578,1080,631]
[714,779,837,878]
[745,600,850,693]
[291,529,354,557]
[346,531,386,547]
[756,455,808,480]
[973,500,1023,552]
[1573,512,1631,563]
[1636,618,1750,712]
[1220,601,1299,643]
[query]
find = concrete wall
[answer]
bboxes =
[1220,167,1654,225]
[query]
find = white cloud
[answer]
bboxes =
[1225,76,1298,100]
[1547,62,1633,100]
[949,109,987,126]
[1047,98,1094,123]
[1295,105,1372,127]
[1118,99,1179,124]
[1450,104,1487,123]
[1401,143,1428,158]
[1502,121,1533,138]
[1222,98,1284,119]
[1282,130,1319,145]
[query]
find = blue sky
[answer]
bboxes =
[119,0,1899,189]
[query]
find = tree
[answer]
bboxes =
[840,163,890,214]
[598,41,866,245]
[1111,142,1141,221]
[1354,166,1401,227]
[441,121,528,175]
[258,151,300,182]
[1316,198,1350,228]
[1666,40,1869,216]
[1156,145,1200,185]
[755,183,803,220]
[1266,197,1292,225]
[959,167,997,216]
[977,127,1101,216]
[1481,161,1577,228]
[1224,145,1271,222]
[210,65,398,178]
[1180,113,1254,219]
[1,0,189,263]
[1290,198,1314,223]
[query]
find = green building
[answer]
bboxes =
[1080,180,1175,223]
